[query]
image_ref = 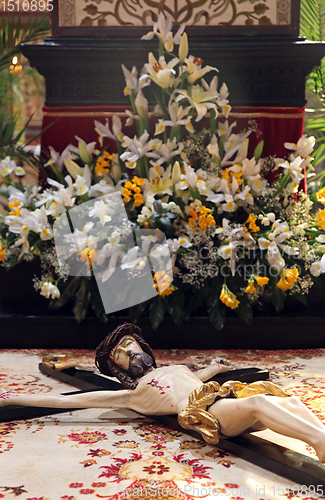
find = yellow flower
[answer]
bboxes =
[188,206,216,231]
[285,267,299,284]
[78,247,96,266]
[8,200,21,216]
[245,281,257,294]
[153,271,176,297]
[220,285,240,309]
[255,276,269,287]
[276,267,299,291]
[122,177,145,209]
[316,187,325,205]
[315,208,325,230]
[95,151,115,177]
[246,214,260,233]
[0,242,6,262]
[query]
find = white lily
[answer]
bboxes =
[120,131,161,164]
[310,254,325,277]
[141,53,178,89]
[149,137,182,165]
[175,76,219,122]
[258,220,297,271]
[183,55,218,85]
[279,156,305,185]
[73,165,91,196]
[89,199,113,225]
[40,282,60,299]
[145,164,173,196]
[141,12,185,52]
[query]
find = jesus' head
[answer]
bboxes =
[95,323,156,389]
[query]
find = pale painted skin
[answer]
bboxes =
[1,336,325,463]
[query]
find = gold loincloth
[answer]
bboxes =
[177,380,288,444]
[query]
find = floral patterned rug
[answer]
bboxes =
[0,347,325,500]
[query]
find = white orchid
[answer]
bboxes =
[120,131,161,166]
[175,76,219,122]
[94,116,124,146]
[279,156,305,185]
[149,137,182,165]
[141,12,185,52]
[310,254,325,277]
[258,220,297,272]
[0,156,23,178]
[40,281,60,299]
[218,225,255,275]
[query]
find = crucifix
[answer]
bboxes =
[1,322,325,488]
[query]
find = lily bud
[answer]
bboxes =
[172,161,182,185]
[179,32,188,63]
[110,162,122,183]
[135,91,148,119]
[78,141,90,164]
[64,158,83,179]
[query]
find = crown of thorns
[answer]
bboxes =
[95,323,156,377]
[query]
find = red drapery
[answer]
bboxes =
[41,104,305,186]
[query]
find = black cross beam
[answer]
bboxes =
[0,364,324,489]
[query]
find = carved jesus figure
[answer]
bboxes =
[1,323,325,463]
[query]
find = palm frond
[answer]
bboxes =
[300,0,325,41]
[0,14,49,72]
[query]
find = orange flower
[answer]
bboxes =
[122,177,145,209]
[245,281,257,294]
[276,267,299,291]
[0,242,6,262]
[220,285,240,309]
[188,206,216,231]
[153,271,176,297]
[78,247,96,266]
[95,151,115,177]
[316,187,325,205]
[315,209,325,230]
[246,214,260,233]
[255,276,269,287]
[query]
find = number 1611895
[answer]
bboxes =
[1,0,53,10]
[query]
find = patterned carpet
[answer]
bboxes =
[0,347,325,499]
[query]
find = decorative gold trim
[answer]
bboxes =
[43,111,130,118]
[228,111,303,119]
[44,109,304,119]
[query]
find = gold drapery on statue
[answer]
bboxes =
[177,380,289,444]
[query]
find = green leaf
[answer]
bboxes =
[268,275,285,312]
[90,278,108,323]
[129,300,148,323]
[206,278,227,331]
[253,140,264,160]
[72,278,91,323]
[292,292,309,307]
[153,200,163,214]
[149,297,167,330]
[49,276,81,310]
[235,296,254,325]
[167,291,186,326]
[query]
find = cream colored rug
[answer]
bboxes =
[0,347,324,499]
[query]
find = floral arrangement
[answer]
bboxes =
[1,14,325,330]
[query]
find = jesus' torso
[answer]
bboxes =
[128,364,204,415]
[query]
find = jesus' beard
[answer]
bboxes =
[128,352,154,379]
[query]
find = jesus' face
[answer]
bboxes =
[109,335,154,378]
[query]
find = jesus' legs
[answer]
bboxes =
[208,395,325,462]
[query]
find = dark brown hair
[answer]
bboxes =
[95,323,156,389]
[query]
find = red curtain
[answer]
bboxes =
[41,104,305,186]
